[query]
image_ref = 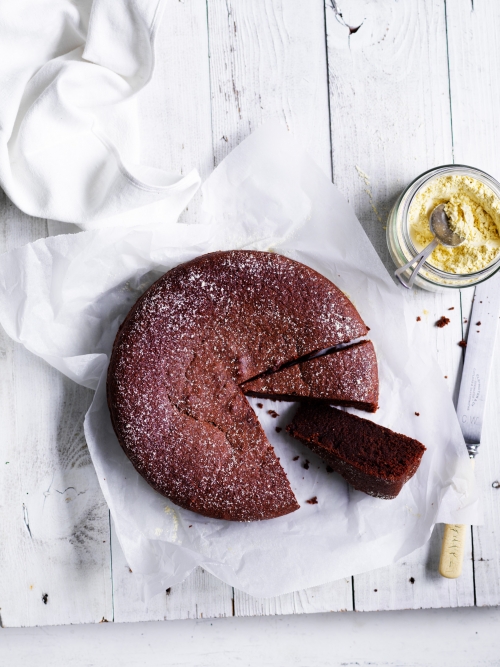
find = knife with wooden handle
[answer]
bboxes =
[439,274,500,578]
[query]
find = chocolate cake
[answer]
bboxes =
[107,250,368,521]
[287,404,425,499]
[242,341,379,412]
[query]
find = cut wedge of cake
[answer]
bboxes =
[287,404,425,499]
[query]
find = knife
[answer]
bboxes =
[439,272,500,578]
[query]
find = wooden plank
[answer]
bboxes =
[135,0,214,225]
[3,609,500,667]
[0,191,113,627]
[108,0,232,622]
[233,579,353,616]
[207,0,332,175]
[324,0,474,610]
[110,522,233,622]
[206,0,353,615]
[445,0,500,607]
[445,0,500,182]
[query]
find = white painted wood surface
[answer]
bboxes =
[207,0,332,174]
[111,522,233,623]
[1,0,499,626]
[0,192,113,628]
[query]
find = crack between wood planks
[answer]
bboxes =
[471,525,477,606]
[323,0,334,182]
[205,0,217,168]
[443,0,455,163]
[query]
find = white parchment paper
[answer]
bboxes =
[0,123,480,599]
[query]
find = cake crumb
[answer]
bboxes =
[444,375,448,378]
[306,496,318,505]
[256,403,263,409]
[268,410,279,418]
[416,316,421,322]
[275,427,282,433]
[189,525,192,528]
[448,307,455,310]
[436,316,450,328]
[293,455,299,461]
[303,460,310,470]
[326,465,334,473]
[459,340,467,348]
[476,321,481,325]
[415,412,420,416]
[374,589,378,592]
[409,577,415,584]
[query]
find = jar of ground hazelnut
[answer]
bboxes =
[387,165,500,291]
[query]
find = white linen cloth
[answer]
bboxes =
[0,123,480,600]
[0,0,199,228]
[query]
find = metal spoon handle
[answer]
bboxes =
[394,237,440,289]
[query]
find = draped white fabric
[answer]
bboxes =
[0,0,200,228]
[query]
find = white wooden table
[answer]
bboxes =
[1,0,499,627]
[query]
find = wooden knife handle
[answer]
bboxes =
[439,459,475,579]
[439,523,468,578]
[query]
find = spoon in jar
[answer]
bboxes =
[394,203,464,289]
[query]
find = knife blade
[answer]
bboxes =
[456,272,500,457]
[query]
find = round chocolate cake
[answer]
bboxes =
[107,250,368,521]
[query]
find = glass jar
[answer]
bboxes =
[386,165,500,291]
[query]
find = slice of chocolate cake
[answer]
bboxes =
[241,341,378,412]
[287,404,425,499]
